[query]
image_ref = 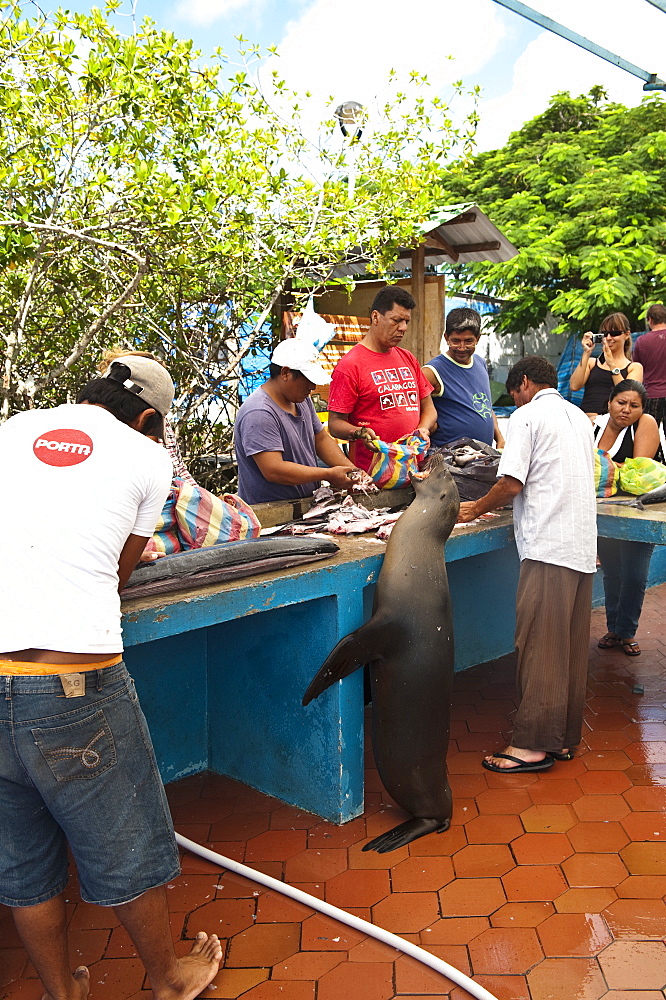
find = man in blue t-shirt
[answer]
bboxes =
[422,307,505,450]
[234,339,366,504]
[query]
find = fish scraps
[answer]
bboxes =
[261,487,405,538]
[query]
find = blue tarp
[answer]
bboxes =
[239,341,271,401]
[557,334,584,404]
[446,296,500,318]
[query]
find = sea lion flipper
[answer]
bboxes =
[363,816,450,854]
[302,620,387,706]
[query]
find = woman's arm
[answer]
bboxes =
[627,361,644,383]
[633,413,661,459]
[570,332,595,390]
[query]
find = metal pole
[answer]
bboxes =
[491,0,666,90]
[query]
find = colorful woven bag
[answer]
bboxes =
[617,457,666,496]
[365,432,429,489]
[143,478,261,556]
[594,449,619,498]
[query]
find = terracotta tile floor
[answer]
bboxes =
[3,586,666,999]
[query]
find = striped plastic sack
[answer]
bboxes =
[617,457,666,495]
[143,483,182,556]
[594,449,619,498]
[366,432,429,489]
[143,478,261,556]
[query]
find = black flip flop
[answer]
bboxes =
[621,640,641,657]
[598,633,620,649]
[482,752,554,773]
[548,750,575,761]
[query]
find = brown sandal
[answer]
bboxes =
[598,632,620,649]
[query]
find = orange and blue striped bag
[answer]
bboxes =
[143,478,261,556]
[366,432,429,489]
[594,449,619,498]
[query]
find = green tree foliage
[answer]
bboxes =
[0,0,476,480]
[438,89,666,334]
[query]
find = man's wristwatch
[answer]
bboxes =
[611,367,621,375]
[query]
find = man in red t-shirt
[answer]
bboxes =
[633,303,666,440]
[328,286,436,471]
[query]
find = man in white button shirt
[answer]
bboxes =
[457,356,596,773]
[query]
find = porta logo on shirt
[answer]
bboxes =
[33,429,94,467]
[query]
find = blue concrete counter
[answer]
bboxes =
[121,503,666,823]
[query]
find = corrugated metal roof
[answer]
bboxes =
[331,203,518,277]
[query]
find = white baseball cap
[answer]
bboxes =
[271,339,331,385]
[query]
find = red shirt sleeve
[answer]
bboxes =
[399,349,433,399]
[328,356,360,414]
[416,364,433,399]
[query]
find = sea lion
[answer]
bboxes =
[303,456,460,853]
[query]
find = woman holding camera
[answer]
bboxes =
[570,312,643,420]
[595,380,660,656]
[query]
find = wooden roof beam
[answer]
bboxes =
[454,240,501,254]
[421,233,460,262]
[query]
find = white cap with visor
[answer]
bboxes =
[271,339,330,385]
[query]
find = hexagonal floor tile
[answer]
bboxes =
[537,913,612,957]
[468,926,543,975]
[598,940,666,991]
[527,957,607,1000]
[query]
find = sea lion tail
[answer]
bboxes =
[302,620,386,706]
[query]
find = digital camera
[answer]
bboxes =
[591,333,605,344]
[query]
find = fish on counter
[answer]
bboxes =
[598,480,666,509]
[375,512,404,541]
[318,497,383,534]
[346,468,379,495]
[261,490,408,538]
[122,536,340,597]
[302,484,339,519]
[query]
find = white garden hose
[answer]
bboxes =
[176,832,499,1000]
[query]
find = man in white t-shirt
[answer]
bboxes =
[0,358,223,1000]
[457,356,596,774]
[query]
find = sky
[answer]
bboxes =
[90,0,666,151]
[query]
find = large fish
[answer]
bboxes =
[303,456,460,853]
[122,536,339,598]
[599,480,666,509]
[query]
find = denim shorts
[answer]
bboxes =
[0,661,180,907]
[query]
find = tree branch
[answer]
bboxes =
[31,254,149,392]
[0,220,145,263]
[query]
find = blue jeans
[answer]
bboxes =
[597,537,655,639]
[0,661,180,907]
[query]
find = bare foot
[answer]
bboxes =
[41,965,90,1000]
[156,932,223,1000]
[484,745,548,770]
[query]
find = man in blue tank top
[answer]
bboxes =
[423,307,505,449]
